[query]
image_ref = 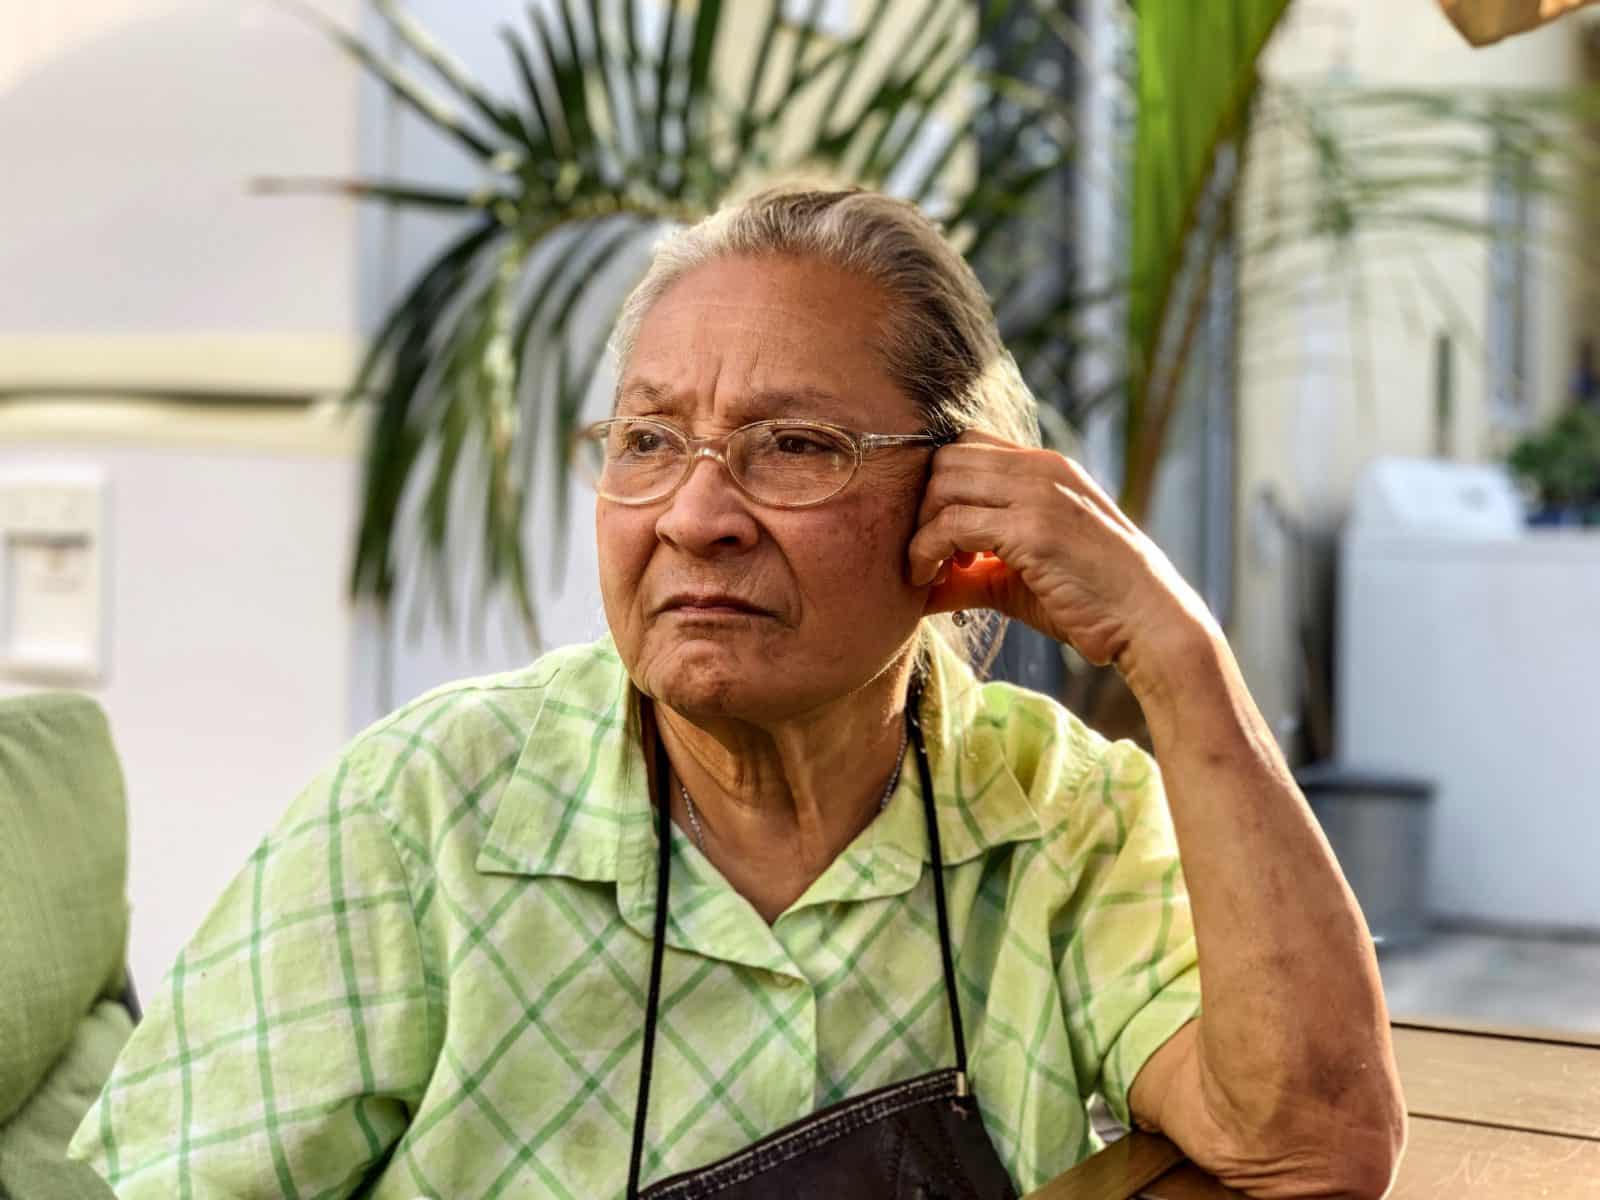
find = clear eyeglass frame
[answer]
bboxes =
[572,415,954,509]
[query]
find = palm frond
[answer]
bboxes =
[273,0,501,160]
[1120,0,1291,523]
[349,218,506,607]
[284,0,1584,644]
[301,0,1079,632]
[371,0,532,150]
[250,176,509,213]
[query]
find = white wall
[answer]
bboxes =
[0,0,362,346]
[0,407,362,994]
[0,0,373,990]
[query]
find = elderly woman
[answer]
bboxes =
[73,188,1403,1199]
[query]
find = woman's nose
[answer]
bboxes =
[654,452,759,553]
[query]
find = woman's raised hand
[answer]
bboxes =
[909,431,1218,676]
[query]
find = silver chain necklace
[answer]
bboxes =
[677,720,910,855]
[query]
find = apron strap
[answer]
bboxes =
[907,670,971,1089]
[627,725,674,1199]
[626,665,968,1197]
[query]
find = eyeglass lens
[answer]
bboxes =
[579,419,857,505]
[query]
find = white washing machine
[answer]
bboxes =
[1337,458,1600,930]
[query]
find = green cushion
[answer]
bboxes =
[0,999,131,1200]
[0,694,129,1126]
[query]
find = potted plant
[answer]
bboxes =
[1507,406,1600,526]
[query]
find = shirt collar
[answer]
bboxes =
[477,634,1045,905]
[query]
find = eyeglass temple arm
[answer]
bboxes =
[859,430,961,451]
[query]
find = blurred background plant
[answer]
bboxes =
[1507,405,1600,521]
[265,0,1088,646]
[262,0,1600,733]
[262,0,1292,650]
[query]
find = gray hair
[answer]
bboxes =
[609,185,1041,671]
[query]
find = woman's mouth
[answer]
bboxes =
[658,592,774,619]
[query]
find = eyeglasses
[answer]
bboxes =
[571,416,952,508]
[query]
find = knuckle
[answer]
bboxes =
[1020,515,1049,547]
[1039,447,1075,478]
[953,505,988,540]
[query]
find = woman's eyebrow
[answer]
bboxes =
[614,380,849,419]
[745,386,847,416]
[614,379,677,412]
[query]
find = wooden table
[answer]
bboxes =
[1028,1019,1600,1199]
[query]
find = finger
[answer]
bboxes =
[935,436,1123,498]
[917,458,1047,530]
[1054,455,1138,534]
[907,502,1021,587]
[931,440,1064,481]
[919,467,1112,553]
[925,446,1133,539]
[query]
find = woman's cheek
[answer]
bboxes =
[800,504,913,606]
[595,509,652,640]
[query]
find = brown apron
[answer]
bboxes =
[626,676,1018,1199]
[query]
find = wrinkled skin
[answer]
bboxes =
[600,253,936,730]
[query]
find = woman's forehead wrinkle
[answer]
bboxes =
[624,353,857,427]
[615,379,852,428]
[623,278,903,427]
[614,378,673,412]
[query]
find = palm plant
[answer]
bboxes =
[265,0,1089,642]
[263,0,1600,666]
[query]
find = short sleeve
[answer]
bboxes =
[68,757,436,1198]
[1051,737,1202,1127]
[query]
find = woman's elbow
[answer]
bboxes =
[1279,1096,1407,1199]
[1214,1082,1407,1198]
[1332,1103,1407,1200]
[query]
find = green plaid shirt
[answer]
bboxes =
[71,634,1200,1198]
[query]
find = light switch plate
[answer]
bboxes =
[0,467,107,684]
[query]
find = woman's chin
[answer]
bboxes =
[637,637,794,721]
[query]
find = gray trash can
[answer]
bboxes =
[1294,764,1435,952]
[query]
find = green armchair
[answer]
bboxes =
[0,693,136,1200]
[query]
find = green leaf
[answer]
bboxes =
[371,0,532,150]
[738,1,786,157]
[349,219,505,608]
[250,176,507,213]
[850,6,969,183]
[585,0,637,171]
[509,215,652,590]
[1122,0,1291,522]
[500,26,565,161]
[651,0,689,190]
[548,0,603,175]
[763,0,831,133]
[801,0,895,156]
[272,0,499,161]
[526,1,594,166]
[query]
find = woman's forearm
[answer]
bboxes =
[1120,618,1405,1179]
